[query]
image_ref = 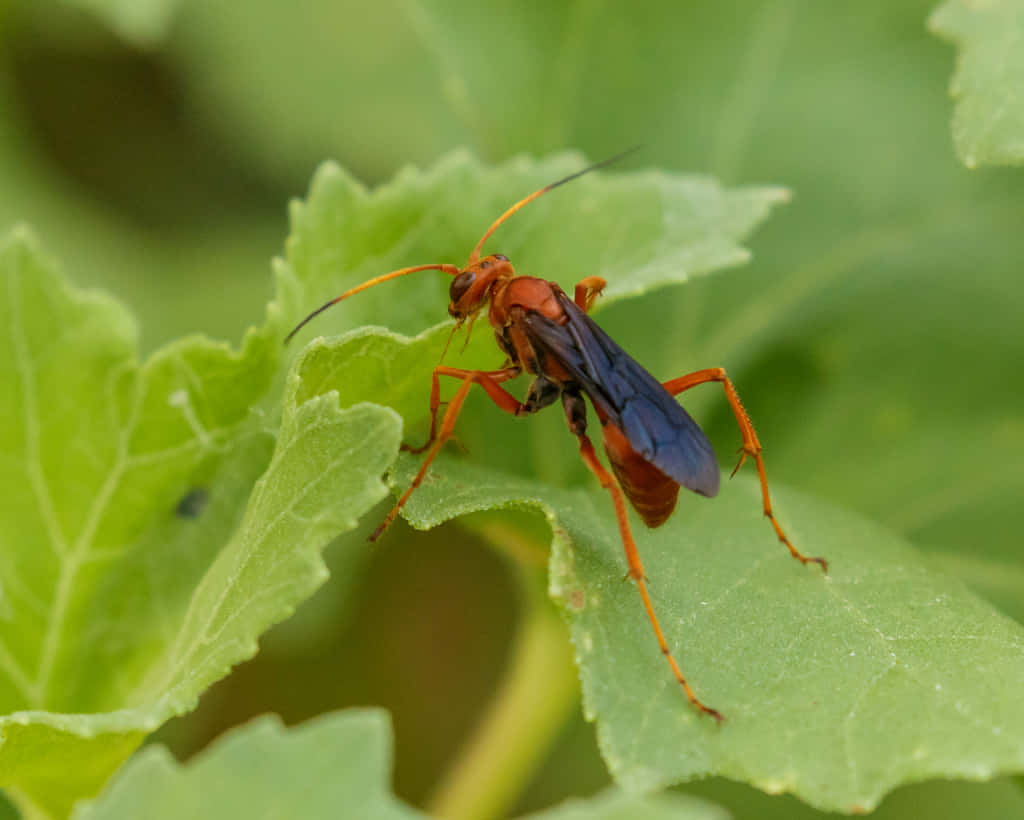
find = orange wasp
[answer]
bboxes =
[286,152,827,720]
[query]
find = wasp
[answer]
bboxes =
[286,152,827,720]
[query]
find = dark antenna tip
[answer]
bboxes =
[283,298,338,346]
[544,144,643,194]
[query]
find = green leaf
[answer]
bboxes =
[72,708,726,820]
[930,0,1024,167]
[929,549,1024,624]
[0,229,400,817]
[71,711,422,820]
[521,789,727,820]
[303,326,1024,814]
[686,772,1024,820]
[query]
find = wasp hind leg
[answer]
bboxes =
[662,368,827,572]
[561,389,723,721]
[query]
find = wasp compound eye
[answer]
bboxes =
[449,270,476,304]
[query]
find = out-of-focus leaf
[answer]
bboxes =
[73,710,728,820]
[521,789,728,820]
[72,711,422,820]
[0,73,279,353]
[930,0,1024,167]
[59,0,181,46]
[684,773,1024,820]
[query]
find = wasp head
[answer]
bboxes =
[447,254,514,321]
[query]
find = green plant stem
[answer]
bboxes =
[427,556,579,820]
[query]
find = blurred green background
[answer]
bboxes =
[2,0,1022,817]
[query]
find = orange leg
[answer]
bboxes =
[404,365,522,454]
[574,276,606,312]
[662,368,827,572]
[574,428,723,721]
[372,366,523,541]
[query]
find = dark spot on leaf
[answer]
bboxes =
[176,487,209,519]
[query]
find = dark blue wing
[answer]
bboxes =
[521,291,720,497]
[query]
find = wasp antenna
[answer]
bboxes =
[284,263,460,345]
[467,145,642,264]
